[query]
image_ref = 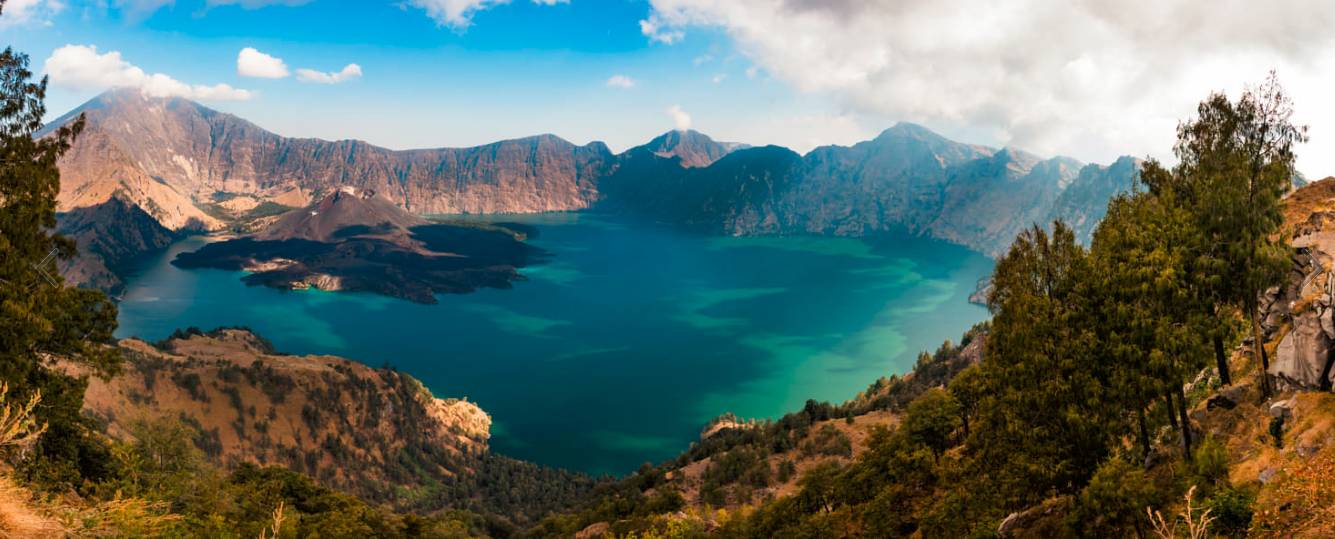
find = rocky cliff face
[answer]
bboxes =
[1263,178,1335,391]
[63,328,491,502]
[47,89,614,226]
[1047,156,1143,245]
[602,123,1141,256]
[56,195,178,294]
[50,90,1139,259]
[635,129,746,168]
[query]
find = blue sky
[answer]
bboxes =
[5,0,1335,175]
[4,0,876,153]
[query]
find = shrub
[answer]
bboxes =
[1068,457,1157,537]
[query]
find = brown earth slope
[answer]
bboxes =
[61,328,490,503]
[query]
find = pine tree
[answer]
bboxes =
[1163,73,1304,398]
[1090,164,1211,459]
[0,43,122,486]
[970,222,1118,509]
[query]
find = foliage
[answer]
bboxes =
[901,388,960,460]
[0,41,123,490]
[1203,485,1254,538]
[1068,457,1157,537]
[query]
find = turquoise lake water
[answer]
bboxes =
[115,213,993,476]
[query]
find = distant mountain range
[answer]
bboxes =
[46,89,1141,280]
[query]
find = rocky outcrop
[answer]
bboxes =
[60,328,490,503]
[1267,179,1335,391]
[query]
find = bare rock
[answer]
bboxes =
[997,496,1072,538]
[1269,398,1296,420]
[575,522,609,539]
[1272,305,1335,391]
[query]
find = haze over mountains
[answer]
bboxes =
[47,89,1141,270]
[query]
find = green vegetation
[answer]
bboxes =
[0,41,123,492]
[527,75,1305,538]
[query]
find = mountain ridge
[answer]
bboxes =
[48,88,1140,263]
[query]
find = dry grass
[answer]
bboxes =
[1251,445,1335,537]
[1283,177,1335,233]
[0,478,64,539]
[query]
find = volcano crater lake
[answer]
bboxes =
[115,212,992,475]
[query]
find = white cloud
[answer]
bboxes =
[666,104,691,131]
[296,63,362,84]
[408,0,567,31]
[711,73,726,84]
[0,0,65,28]
[606,74,635,89]
[639,14,683,44]
[237,47,289,78]
[43,44,253,101]
[641,0,1335,176]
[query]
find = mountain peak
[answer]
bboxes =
[256,187,425,242]
[639,129,745,168]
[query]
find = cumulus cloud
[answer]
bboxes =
[666,104,691,131]
[296,63,362,84]
[43,44,253,101]
[606,74,636,89]
[0,0,64,27]
[237,47,289,78]
[408,0,568,31]
[641,0,1335,175]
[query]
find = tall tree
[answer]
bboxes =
[1164,73,1304,398]
[1090,164,1211,458]
[0,41,122,486]
[969,222,1118,509]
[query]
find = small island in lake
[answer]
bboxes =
[173,187,547,303]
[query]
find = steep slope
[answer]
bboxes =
[602,123,1140,256]
[635,129,747,168]
[47,89,615,225]
[55,195,178,294]
[59,327,597,525]
[926,149,1077,250]
[254,187,425,242]
[783,123,997,237]
[49,91,1139,259]
[63,328,488,501]
[1047,156,1143,244]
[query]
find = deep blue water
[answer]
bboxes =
[115,212,992,475]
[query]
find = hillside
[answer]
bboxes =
[48,90,1138,261]
[63,328,489,497]
[600,123,1140,256]
[57,327,597,526]
[44,89,613,222]
[634,129,747,168]
[55,195,178,294]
